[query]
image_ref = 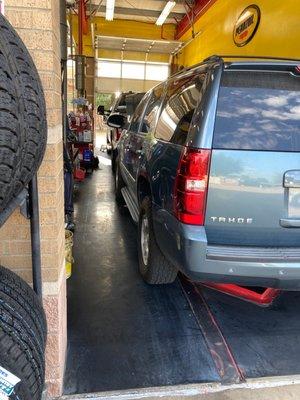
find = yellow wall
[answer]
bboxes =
[69,14,176,62]
[94,18,175,41]
[176,0,300,67]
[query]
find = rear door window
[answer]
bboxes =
[128,93,150,133]
[214,70,300,151]
[140,84,165,134]
[155,72,206,145]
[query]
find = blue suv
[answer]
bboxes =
[107,56,300,289]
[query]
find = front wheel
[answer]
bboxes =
[138,196,177,284]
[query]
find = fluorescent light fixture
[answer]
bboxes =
[106,0,115,21]
[156,1,176,26]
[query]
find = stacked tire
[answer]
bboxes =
[0,266,47,400]
[0,14,48,400]
[0,14,47,212]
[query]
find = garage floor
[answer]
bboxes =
[64,152,300,396]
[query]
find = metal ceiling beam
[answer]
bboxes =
[96,44,179,54]
[176,0,217,39]
[96,35,183,55]
[88,5,185,19]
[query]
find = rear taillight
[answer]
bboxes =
[174,148,211,225]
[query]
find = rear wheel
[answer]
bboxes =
[138,196,177,284]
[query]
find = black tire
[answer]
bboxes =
[138,196,177,284]
[115,161,125,205]
[0,14,47,212]
[0,288,46,400]
[0,266,47,348]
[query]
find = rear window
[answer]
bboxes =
[213,70,300,151]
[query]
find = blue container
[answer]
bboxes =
[83,149,93,162]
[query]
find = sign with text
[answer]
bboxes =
[0,366,20,397]
[234,5,260,47]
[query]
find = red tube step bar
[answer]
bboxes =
[201,283,281,306]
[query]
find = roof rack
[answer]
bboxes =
[169,57,219,78]
[170,55,300,79]
[203,55,221,62]
[204,55,300,62]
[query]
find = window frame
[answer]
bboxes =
[127,92,152,134]
[139,83,167,135]
[154,70,207,144]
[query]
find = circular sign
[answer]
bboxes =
[233,5,260,47]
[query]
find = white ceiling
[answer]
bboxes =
[88,0,187,24]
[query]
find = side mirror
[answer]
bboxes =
[107,113,127,128]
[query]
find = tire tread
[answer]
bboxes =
[138,196,177,284]
[0,15,47,212]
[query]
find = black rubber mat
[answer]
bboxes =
[200,287,300,379]
[63,158,219,395]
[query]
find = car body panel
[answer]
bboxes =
[152,207,300,289]
[206,150,300,246]
[117,58,300,289]
[148,141,182,212]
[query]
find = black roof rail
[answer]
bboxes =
[203,55,222,62]
[169,55,300,80]
[208,55,300,62]
[169,56,223,79]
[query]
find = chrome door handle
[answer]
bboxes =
[280,218,300,228]
[284,170,300,188]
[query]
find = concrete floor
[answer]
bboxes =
[64,152,218,395]
[63,137,300,399]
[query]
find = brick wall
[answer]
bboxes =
[2,0,67,397]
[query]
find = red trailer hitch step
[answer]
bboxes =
[201,283,281,306]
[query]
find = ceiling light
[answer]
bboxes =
[106,0,115,21]
[156,1,176,26]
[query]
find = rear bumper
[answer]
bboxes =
[152,208,300,290]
